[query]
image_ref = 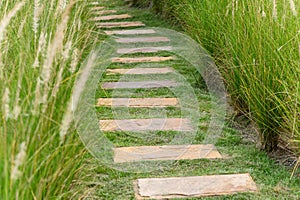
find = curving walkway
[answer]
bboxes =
[88,0,258,199]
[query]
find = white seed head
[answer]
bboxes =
[0,1,25,42]
[289,0,297,16]
[62,41,72,61]
[70,48,79,73]
[59,104,72,144]
[2,87,11,120]
[11,142,27,181]
[272,0,277,19]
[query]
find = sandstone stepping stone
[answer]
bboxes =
[101,80,178,89]
[117,46,172,54]
[91,6,105,11]
[105,29,156,35]
[98,21,145,28]
[97,98,178,107]
[93,10,117,15]
[115,37,170,43]
[99,118,193,132]
[92,14,132,21]
[111,56,175,63]
[114,144,222,163]
[106,67,174,75]
[135,173,258,199]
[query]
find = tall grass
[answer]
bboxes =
[144,1,300,156]
[0,0,100,199]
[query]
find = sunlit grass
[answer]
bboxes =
[148,0,300,163]
[0,0,100,199]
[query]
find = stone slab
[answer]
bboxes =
[99,118,193,132]
[111,56,175,63]
[92,14,132,21]
[101,80,178,89]
[106,67,174,75]
[115,37,170,43]
[98,21,145,28]
[135,173,258,199]
[114,144,222,163]
[105,29,156,35]
[97,98,178,107]
[117,46,172,54]
[93,10,117,15]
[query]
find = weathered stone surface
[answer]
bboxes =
[111,56,175,63]
[114,144,222,163]
[97,98,178,107]
[117,46,172,54]
[99,118,193,132]
[115,37,170,43]
[93,10,117,15]
[105,29,156,35]
[91,6,105,11]
[92,14,132,21]
[98,21,145,28]
[135,173,258,199]
[106,67,174,75]
[101,80,178,89]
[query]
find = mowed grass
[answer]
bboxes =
[82,0,300,199]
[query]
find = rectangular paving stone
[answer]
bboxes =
[93,10,117,15]
[117,46,172,54]
[115,37,170,43]
[111,56,175,63]
[92,14,132,21]
[135,173,258,199]
[106,67,174,75]
[100,118,193,132]
[114,144,222,163]
[98,21,145,28]
[105,29,156,35]
[101,80,178,89]
[97,98,178,107]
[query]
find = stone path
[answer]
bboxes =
[97,98,178,107]
[90,1,257,199]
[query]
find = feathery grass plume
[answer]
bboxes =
[60,51,97,144]
[13,71,23,119]
[0,1,25,79]
[11,142,27,182]
[51,67,63,98]
[272,0,277,19]
[39,1,75,112]
[33,32,47,68]
[62,41,72,61]
[70,48,79,73]
[289,0,297,16]
[232,0,235,18]
[33,0,40,40]
[262,10,266,18]
[0,1,25,42]
[17,16,27,38]
[2,87,11,120]
[59,103,72,144]
[59,0,68,11]
[33,77,42,114]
